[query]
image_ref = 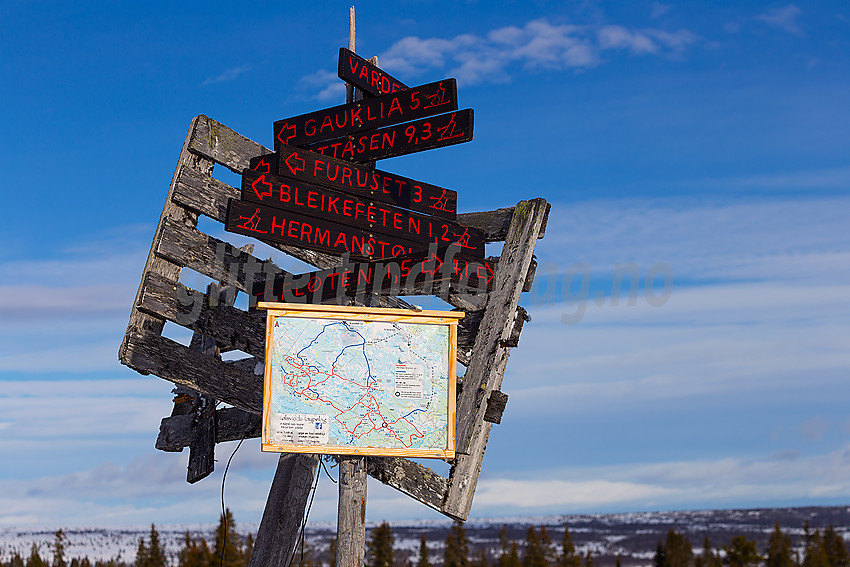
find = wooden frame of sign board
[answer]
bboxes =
[257,302,462,459]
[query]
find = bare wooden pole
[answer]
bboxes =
[346,6,356,103]
[336,456,368,567]
[248,453,320,567]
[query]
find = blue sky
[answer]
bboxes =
[1,1,849,528]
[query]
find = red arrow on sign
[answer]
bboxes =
[284,151,305,176]
[476,262,495,286]
[251,174,273,200]
[276,122,296,147]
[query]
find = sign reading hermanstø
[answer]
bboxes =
[259,303,461,459]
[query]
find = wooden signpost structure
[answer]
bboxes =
[120,23,548,567]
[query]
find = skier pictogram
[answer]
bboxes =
[429,189,453,213]
[237,208,267,233]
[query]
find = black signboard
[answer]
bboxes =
[228,198,448,261]
[250,146,457,219]
[302,109,474,163]
[251,246,497,305]
[273,79,458,150]
[338,47,407,96]
[242,168,484,256]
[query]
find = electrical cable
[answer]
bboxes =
[219,435,246,567]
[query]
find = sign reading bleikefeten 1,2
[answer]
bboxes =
[258,303,462,459]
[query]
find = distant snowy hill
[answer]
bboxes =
[2,506,849,565]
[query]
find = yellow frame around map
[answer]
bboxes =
[257,302,463,459]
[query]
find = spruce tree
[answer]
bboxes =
[445,522,470,567]
[52,530,68,567]
[523,527,548,567]
[803,530,829,567]
[498,527,521,567]
[697,536,721,567]
[723,536,761,567]
[244,533,255,567]
[664,529,693,567]
[11,553,25,567]
[559,528,581,567]
[767,523,795,567]
[417,535,431,567]
[823,526,848,567]
[654,541,666,567]
[147,525,166,567]
[213,509,244,567]
[583,551,593,567]
[135,537,149,567]
[367,522,394,567]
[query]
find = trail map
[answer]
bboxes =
[266,316,451,453]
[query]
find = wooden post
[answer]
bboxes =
[336,456,368,567]
[346,7,355,104]
[248,453,320,567]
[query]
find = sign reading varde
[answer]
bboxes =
[250,146,458,219]
[241,168,484,256]
[338,47,407,96]
[302,109,473,163]
[273,79,457,149]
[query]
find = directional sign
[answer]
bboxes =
[250,146,457,219]
[302,109,474,163]
[227,198,446,262]
[273,79,458,150]
[241,168,484,256]
[251,246,497,305]
[338,47,407,96]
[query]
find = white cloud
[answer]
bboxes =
[297,69,346,101]
[202,66,251,86]
[467,444,850,515]
[757,5,804,35]
[300,17,699,95]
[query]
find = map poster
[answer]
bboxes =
[257,302,463,459]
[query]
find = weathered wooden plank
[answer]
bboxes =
[339,47,407,96]
[367,457,447,513]
[248,453,320,567]
[255,147,458,220]
[251,247,496,305]
[186,314,218,484]
[119,116,211,371]
[188,114,268,174]
[443,198,550,521]
[240,168,485,254]
[138,272,266,359]
[226,198,433,262]
[156,218,287,297]
[304,109,473,163]
[123,331,263,414]
[156,406,262,452]
[337,456,367,567]
[273,79,457,149]
[483,390,508,424]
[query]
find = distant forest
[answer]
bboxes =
[1,509,846,567]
